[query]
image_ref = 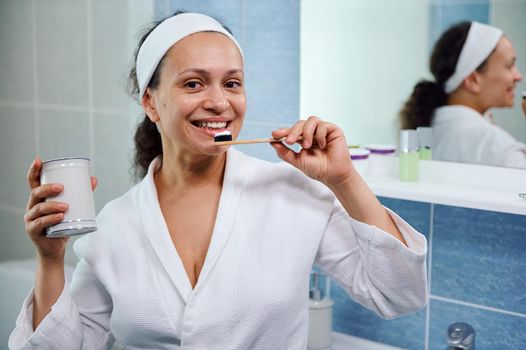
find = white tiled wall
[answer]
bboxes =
[0,0,154,263]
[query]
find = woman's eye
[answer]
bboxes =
[185,81,202,89]
[225,81,241,89]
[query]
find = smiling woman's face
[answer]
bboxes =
[145,31,246,157]
[477,37,522,109]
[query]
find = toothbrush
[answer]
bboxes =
[214,131,301,145]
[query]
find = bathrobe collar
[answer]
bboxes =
[433,104,487,126]
[138,148,246,304]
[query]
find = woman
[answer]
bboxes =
[400,21,526,168]
[10,12,427,349]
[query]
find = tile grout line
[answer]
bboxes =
[87,0,95,164]
[424,203,434,350]
[31,0,40,156]
[430,294,526,319]
[0,203,26,215]
[0,100,128,116]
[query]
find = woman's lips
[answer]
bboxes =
[190,122,230,138]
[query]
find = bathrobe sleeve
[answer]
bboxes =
[315,200,428,320]
[8,259,114,350]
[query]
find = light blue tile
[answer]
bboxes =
[0,106,36,208]
[243,0,300,123]
[92,112,135,212]
[332,283,426,350]
[0,209,36,262]
[35,0,89,107]
[440,3,490,27]
[432,205,526,314]
[0,0,34,103]
[92,0,133,111]
[429,3,490,50]
[165,0,242,37]
[429,299,526,350]
[38,109,90,161]
[378,197,431,238]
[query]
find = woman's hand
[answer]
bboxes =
[270,116,357,188]
[24,157,97,261]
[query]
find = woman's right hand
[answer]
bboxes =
[24,157,97,261]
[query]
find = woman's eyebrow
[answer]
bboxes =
[178,68,244,76]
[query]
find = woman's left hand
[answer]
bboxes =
[270,116,357,188]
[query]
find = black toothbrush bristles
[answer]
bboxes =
[214,131,232,142]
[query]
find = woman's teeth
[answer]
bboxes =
[195,121,227,129]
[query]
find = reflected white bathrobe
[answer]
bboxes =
[432,105,526,168]
[10,148,427,350]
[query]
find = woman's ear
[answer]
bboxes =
[141,88,160,123]
[462,71,483,94]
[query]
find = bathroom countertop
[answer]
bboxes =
[360,157,526,215]
[331,331,405,350]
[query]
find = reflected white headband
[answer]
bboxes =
[444,22,502,93]
[136,13,243,98]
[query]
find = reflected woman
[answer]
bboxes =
[399,21,526,168]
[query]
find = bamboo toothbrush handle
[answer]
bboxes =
[215,137,286,146]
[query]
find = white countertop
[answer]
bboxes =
[358,156,526,215]
[330,332,404,350]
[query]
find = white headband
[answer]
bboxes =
[136,13,244,98]
[444,22,502,93]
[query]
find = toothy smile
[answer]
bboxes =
[192,121,229,129]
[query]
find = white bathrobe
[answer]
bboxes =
[432,105,526,168]
[10,148,427,350]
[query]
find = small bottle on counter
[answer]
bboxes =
[399,129,419,181]
[416,127,433,160]
[308,271,333,350]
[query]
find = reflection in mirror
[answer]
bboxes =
[301,0,526,168]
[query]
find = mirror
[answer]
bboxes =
[300,0,526,168]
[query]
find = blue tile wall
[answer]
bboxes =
[379,197,431,238]
[432,205,526,314]
[429,299,526,350]
[429,0,490,50]
[332,284,426,350]
[330,198,430,349]
[164,0,300,162]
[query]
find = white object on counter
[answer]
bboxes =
[308,298,334,350]
[364,144,396,176]
[308,271,334,350]
[349,148,371,176]
[331,332,406,350]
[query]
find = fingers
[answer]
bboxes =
[270,142,300,168]
[91,176,98,191]
[26,183,63,212]
[25,212,65,237]
[27,157,42,190]
[24,201,68,236]
[275,116,331,149]
[271,127,289,140]
[285,120,306,145]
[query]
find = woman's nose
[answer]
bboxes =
[514,67,522,82]
[203,87,230,112]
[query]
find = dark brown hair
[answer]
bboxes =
[399,21,491,129]
[128,11,233,178]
